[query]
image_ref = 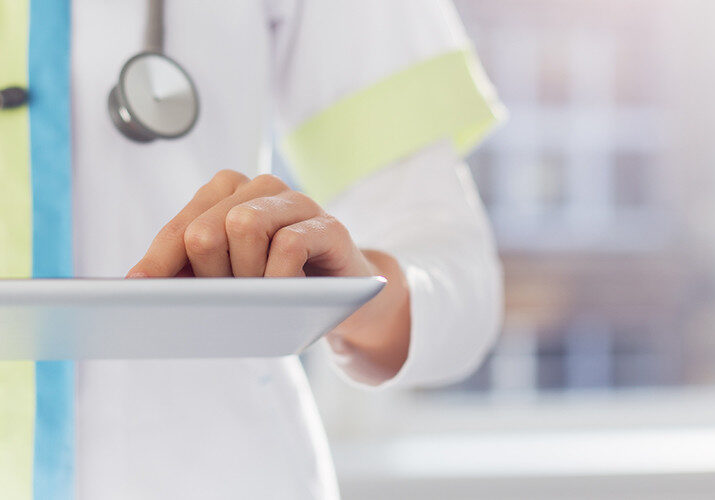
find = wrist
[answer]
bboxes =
[327,249,411,384]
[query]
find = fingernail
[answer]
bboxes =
[126,271,149,279]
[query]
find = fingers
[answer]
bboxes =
[184,174,289,276]
[264,215,353,277]
[225,191,323,277]
[128,170,248,277]
[129,171,343,280]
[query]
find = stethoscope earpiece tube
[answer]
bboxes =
[144,0,164,53]
[0,86,29,110]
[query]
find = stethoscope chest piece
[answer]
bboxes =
[108,52,199,143]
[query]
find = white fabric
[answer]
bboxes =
[270,0,472,132]
[65,0,498,498]
[327,141,503,388]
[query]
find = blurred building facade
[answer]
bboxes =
[452,0,713,394]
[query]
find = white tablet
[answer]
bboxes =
[0,277,385,360]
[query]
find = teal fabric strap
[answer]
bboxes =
[28,0,75,498]
[280,49,506,204]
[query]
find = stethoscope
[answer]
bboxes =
[0,0,199,143]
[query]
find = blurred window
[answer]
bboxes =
[538,39,571,105]
[613,151,651,209]
[451,0,682,397]
[537,151,567,210]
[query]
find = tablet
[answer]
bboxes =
[0,277,385,360]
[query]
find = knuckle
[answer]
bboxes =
[252,174,286,193]
[324,214,349,238]
[225,206,265,240]
[211,169,247,187]
[289,191,321,212]
[273,228,305,256]
[184,221,225,255]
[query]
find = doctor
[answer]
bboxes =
[0,0,505,498]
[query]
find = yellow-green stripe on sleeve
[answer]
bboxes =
[0,0,36,499]
[0,364,35,500]
[280,49,506,204]
[0,0,32,279]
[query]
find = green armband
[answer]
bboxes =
[281,48,506,204]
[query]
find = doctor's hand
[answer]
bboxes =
[128,170,410,382]
[128,170,375,279]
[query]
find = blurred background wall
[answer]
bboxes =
[298,1,715,498]
[461,0,715,394]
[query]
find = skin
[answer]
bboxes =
[127,170,410,384]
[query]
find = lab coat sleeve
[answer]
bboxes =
[269,0,507,204]
[326,141,503,388]
[268,0,507,387]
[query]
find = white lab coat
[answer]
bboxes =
[70,1,503,498]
